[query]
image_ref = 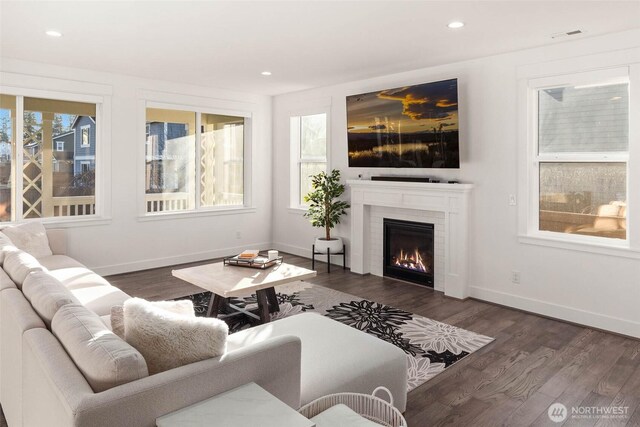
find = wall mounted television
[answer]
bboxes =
[346,78,459,168]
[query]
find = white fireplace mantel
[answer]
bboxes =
[347,179,473,299]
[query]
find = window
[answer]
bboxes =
[144,107,246,214]
[530,71,629,242]
[200,113,244,207]
[290,113,327,207]
[0,94,99,220]
[81,125,90,147]
[81,161,91,174]
[0,95,15,222]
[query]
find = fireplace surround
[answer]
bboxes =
[383,219,434,287]
[348,179,473,299]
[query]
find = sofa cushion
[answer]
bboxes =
[0,233,15,265]
[0,289,46,427]
[51,304,148,392]
[1,222,53,259]
[0,232,12,245]
[69,285,131,316]
[47,267,111,290]
[45,228,67,256]
[22,271,80,329]
[100,314,113,330]
[3,250,45,288]
[124,298,228,375]
[111,299,195,339]
[0,268,16,291]
[0,245,19,268]
[37,255,86,271]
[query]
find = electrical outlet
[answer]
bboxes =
[236,231,241,239]
[511,271,521,284]
[508,194,517,206]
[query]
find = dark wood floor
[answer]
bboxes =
[3,254,638,426]
[107,253,640,426]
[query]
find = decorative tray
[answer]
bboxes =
[223,252,283,269]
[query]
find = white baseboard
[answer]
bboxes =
[272,242,312,259]
[91,244,638,338]
[92,242,272,276]
[470,286,640,339]
[272,242,349,267]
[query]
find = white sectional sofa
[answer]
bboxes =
[0,228,407,427]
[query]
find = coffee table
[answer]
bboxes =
[172,261,316,324]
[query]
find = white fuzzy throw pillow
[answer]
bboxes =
[123,298,228,374]
[1,222,53,259]
[111,299,195,339]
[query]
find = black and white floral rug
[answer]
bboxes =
[177,282,493,391]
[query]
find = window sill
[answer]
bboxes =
[287,207,308,215]
[138,207,257,222]
[518,233,640,259]
[3,216,113,229]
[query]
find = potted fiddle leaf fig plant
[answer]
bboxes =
[304,169,350,253]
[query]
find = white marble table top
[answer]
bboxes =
[172,261,316,298]
[156,382,315,427]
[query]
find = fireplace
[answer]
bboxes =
[383,219,434,287]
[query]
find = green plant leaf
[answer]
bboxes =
[302,169,350,240]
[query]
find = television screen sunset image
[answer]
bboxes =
[347,78,459,168]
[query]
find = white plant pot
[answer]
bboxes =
[314,237,344,254]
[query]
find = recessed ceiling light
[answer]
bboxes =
[45,30,63,37]
[261,71,272,76]
[447,21,464,29]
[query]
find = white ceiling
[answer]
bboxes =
[1,1,639,95]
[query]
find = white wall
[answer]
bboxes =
[271,29,640,338]
[0,58,273,276]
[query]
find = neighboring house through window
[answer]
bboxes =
[144,106,247,214]
[0,94,100,220]
[71,116,96,176]
[526,68,629,243]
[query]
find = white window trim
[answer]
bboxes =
[80,125,90,147]
[289,107,331,211]
[0,76,112,225]
[56,141,64,151]
[517,60,640,257]
[137,94,255,219]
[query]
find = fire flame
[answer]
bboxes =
[392,248,428,273]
